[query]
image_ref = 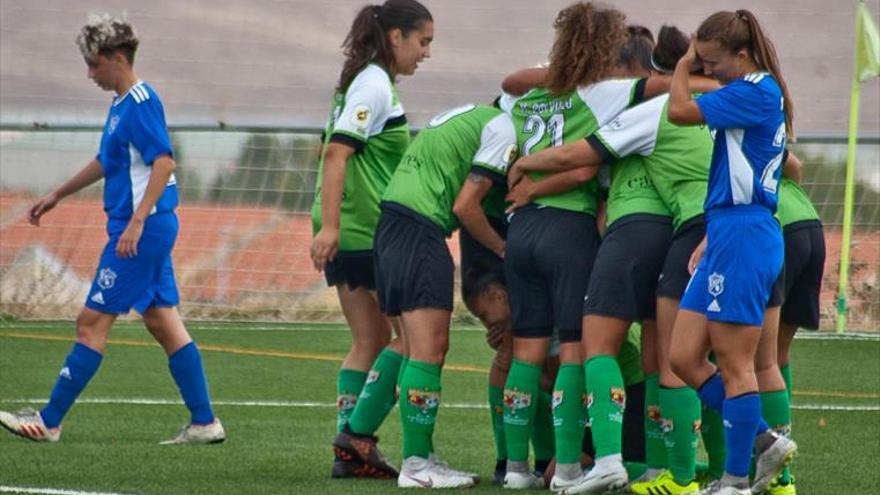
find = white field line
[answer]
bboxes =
[0,487,154,495]
[3,397,878,412]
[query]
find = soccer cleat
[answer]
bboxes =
[751,434,796,494]
[698,479,751,494]
[503,470,545,489]
[556,459,628,494]
[626,468,666,491]
[765,476,796,495]
[631,470,700,495]
[549,471,588,493]
[159,418,226,445]
[428,453,480,483]
[332,429,399,478]
[0,408,61,442]
[398,456,476,489]
[493,460,507,486]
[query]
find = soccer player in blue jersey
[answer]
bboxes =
[665,10,796,495]
[0,15,224,445]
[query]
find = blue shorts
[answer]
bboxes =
[84,212,180,315]
[680,207,783,326]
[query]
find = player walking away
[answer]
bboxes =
[666,10,797,495]
[761,149,825,495]
[0,15,224,445]
[308,0,433,479]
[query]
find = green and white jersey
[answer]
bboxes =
[499,79,643,215]
[592,94,712,230]
[777,178,820,228]
[382,104,517,235]
[311,63,410,251]
[601,155,670,227]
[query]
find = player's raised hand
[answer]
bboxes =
[28,192,60,226]
[311,227,340,271]
[116,218,144,258]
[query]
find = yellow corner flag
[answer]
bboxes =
[856,1,880,81]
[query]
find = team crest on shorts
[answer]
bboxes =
[610,387,626,408]
[551,390,564,410]
[648,405,662,423]
[660,418,674,433]
[97,267,117,290]
[708,272,725,298]
[407,389,440,413]
[365,370,380,385]
[336,393,357,412]
[503,389,532,412]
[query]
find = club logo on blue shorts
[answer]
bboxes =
[97,267,117,290]
[708,272,725,297]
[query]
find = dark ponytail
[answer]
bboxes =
[652,25,690,72]
[618,24,655,74]
[697,10,794,138]
[337,0,432,91]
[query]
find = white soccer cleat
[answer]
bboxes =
[549,471,588,493]
[699,479,751,494]
[160,418,226,445]
[751,433,796,494]
[558,459,628,494]
[503,470,545,489]
[0,408,61,442]
[398,456,476,489]
[428,453,480,483]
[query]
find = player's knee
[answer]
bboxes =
[75,313,107,350]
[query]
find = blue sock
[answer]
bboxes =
[169,342,215,425]
[40,343,103,428]
[697,372,726,413]
[699,372,771,434]
[723,393,762,477]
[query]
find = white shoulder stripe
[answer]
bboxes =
[131,90,143,103]
[132,85,150,104]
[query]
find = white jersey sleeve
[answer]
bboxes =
[576,78,639,128]
[594,94,667,158]
[473,113,517,176]
[333,65,401,143]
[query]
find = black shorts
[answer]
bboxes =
[584,214,673,321]
[780,220,826,329]
[583,381,646,463]
[324,251,376,291]
[768,262,785,308]
[374,203,455,317]
[657,215,706,300]
[459,215,507,281]
[505,206,600,343]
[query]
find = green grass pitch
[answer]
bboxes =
[1,321,878,494]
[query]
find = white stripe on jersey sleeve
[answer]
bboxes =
[725,128,755,205]
[131,87,143,104]
[133,84,150,103]
[576,79,638,127]
[333,65,396,140]
[594,94,666,158]
[473,113,517,174]
[129,144,158,216]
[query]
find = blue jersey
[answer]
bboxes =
[696,72,786,213]
[98,81,177,221]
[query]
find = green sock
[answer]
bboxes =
[644,373,667,470]
[659,386,700,485]
[761,389,793,485]
[503,360,542,462]
[700,405,726,479]
[489,384,507,462]
[336,368,367,432]
[348,348,403,436]
[585,355,626,458]
[552,364,585,464]
[624,462,648,481]
[532,389,556,464]
[399,359,442,459]
[780,363,793,400]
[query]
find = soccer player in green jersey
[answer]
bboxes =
[508,24,722,493]
[366,103,517,488]
[498,4,660,490]
[309,0,433,479]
